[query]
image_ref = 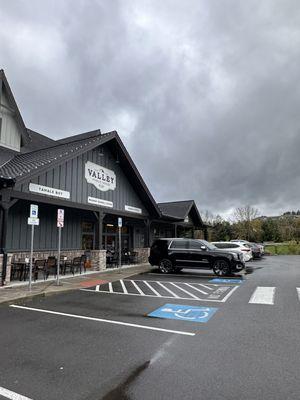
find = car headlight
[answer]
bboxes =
[232,252,238,260]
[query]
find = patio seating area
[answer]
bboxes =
[10,254,87,282]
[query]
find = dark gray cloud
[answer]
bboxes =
[1,0,300,217]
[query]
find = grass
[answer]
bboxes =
[265,242,300,255]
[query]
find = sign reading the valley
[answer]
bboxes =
[85,161,116,192]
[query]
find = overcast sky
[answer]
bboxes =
[1,0,300,218]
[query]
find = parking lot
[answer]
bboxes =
[0,256,300,400]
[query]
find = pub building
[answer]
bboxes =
[0,70,206,285]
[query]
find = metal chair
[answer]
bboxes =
[44,256,57,280]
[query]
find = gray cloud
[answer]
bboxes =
[1,0,300,217]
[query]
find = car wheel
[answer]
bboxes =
[159,259,174,274]
[213,259,231,276]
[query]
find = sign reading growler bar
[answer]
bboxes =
[85,161,116,192]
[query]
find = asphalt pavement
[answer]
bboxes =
[0,256,299,400]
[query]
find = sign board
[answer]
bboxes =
[85,161,116,192]
[57,209,64,228]
[28,217,39,226]
[148,304,218,323]
[30,204,38,218]
[88,196,113,208]
[29,183,70,199]
[125,205,142,214]
[118,217,122,228]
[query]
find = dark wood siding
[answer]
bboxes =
[6,201,95,251]
[17,144,149,216]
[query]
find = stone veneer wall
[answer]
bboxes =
[133,247,150,264]
[4,249,106,285]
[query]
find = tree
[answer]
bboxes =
[232,205,260,241]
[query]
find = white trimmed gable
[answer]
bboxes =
[0,89,21,152]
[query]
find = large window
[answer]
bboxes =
[170,240,189,249]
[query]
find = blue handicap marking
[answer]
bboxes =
[148,303,218,323]
[209,278,243,284]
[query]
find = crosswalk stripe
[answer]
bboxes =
[249,287,276,305]
[143,281,162,297]
[169,283,200,300]
[131,280,145,295]
[120,280,128,294]
[184,283,208,295]
[156,282,179,298]
[297,288,300,302]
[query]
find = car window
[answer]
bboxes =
[189,240,204,250]
[170,240,189,249]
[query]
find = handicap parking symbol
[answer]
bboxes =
[148,304,218,323]
[209,278,243,284]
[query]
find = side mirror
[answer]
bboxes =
[200,246,207,251]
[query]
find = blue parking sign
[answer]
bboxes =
[148,304,218,323]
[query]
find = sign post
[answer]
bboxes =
[27,204,39,291]
[56,209,64,286]
[118,217,122,270]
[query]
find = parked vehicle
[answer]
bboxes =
[211,241,253,262]
[149,238,245,276]
[230,240,263,259]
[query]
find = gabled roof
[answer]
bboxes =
[0,69,30,147]
[158,200,203,226]
[0,129,161,217]
[22,129,56,153]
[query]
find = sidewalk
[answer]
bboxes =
[0,263,153,305]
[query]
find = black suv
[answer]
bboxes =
[148,238,245,276]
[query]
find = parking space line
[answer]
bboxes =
[169,283,200,300]
[81,288,229,302]
[120,280,128,294]
[143,281,162,297]
[0,386,34,400]
[156,282,179,298]
[108,282,113,293]
[9,305,195,337]
[131,280,146,295]
[95,285,100,292]
[184,283,208,295]
[249,287,276,305]
[297,288,300,302]
[198,284,214,291]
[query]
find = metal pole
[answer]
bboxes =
[57,227,61,285]
[29,224,34,291]
[118,226,121,269]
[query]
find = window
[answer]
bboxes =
[189,240,204,250]
[170,240,189,249]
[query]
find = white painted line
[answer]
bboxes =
[9,305,195,337]
[220,285,240,302]
[169,283,200,300]
[131,280,145,295]
[81,288,226,302]
[108,282,113,293]
[143,281,162,297]
[249,287,276,305]
[297,288,300,302]
[95,285,100,292]
[157,282,179,298]
[184,283,208,295]
[120,280,128,294]
[197,284,214,291]
[0,386,33,400]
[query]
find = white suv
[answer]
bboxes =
[211,241,253,262]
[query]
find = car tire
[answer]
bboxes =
[159,259,174,274]
[213,259,231,276]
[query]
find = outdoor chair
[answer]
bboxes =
[34,259,46,280]
[72,255,86,274]
[43,256,57,280]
